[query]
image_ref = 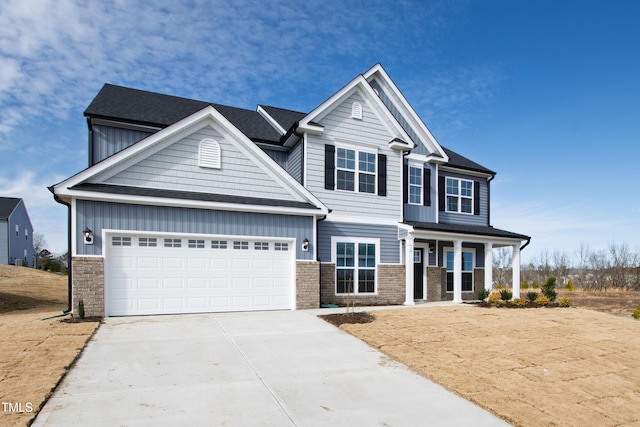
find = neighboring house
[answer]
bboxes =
[0,197,36,267]
[51,64,529,317]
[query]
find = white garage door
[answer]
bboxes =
[104,233,295,316]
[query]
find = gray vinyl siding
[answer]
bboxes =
[92,125,152,165]
[317,221,400,264]
[262,148,287,169]
[306,92,402,219]
[438,171,489,226]
[369,79,429,156]
[6,202,35,266]
[286,140,303,184]
[103,126,296,202]
[403,162,437,223]
[75,200,314,260]
[0,221,7,264]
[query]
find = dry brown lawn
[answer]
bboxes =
[0,265,99,427]
[341,305,640,427]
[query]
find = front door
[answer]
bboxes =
[413,248,424,299]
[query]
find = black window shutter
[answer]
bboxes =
[474,181,481,215]
[378,154,387,196]
[403,164,408,204]
[423,167,431,206]
[324,144,335,190]
[438,176,446,211]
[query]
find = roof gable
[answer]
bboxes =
[56,106,327,215]
[0,197,22,220]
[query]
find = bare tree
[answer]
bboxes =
[588,250,609,291]
[551,250,570,286]
[608,242,633,289]
[492,247,512,288]
[574,242,591,287]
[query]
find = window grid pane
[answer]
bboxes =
[358,173,375,193]
[358,152,376,173]
[337,170,355,191]
[358,269,375,293]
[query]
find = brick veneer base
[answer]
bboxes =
[296,261,320,309]
[320,263,405,306]
[72,257,105,317]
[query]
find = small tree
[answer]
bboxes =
[541,276,558,302]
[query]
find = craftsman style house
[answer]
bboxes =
[51,64,529,317]
[0,197,36,267]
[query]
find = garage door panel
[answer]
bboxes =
[106,233,294,316]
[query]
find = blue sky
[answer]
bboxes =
[1,0,638,264]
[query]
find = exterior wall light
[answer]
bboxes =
[83,228,94,245]
[302,238,309,252]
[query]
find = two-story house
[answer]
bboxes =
[51,64,529,317]
[0,197,36,267]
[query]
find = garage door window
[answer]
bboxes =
[139,237,157,247]
[274,242,288,251]
[211,240,227,249]
[164,238,182,248]
[234,241,249,250]
[255,242,269,250]
[112,237,132,246]
[188,239,205,249]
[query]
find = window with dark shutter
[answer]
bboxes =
[474,181,481,215]
[438,176,445,211]
[378,154,387,196]
[423,167,431,206]
[324,144,335,190]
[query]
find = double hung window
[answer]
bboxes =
[446,177,473,214]
[336,148,376,194]
[445,250,474,292]
[408,166,423,205]
[335,239,377,295]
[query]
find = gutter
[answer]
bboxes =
[50,187,72,314]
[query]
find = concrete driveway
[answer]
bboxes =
[34,310,509,426]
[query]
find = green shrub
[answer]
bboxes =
[78,299,85,319]
[496,283,504,290]
[477,288,491,301]
[521,280,529,290]
[564,279,576,291]
[633,306,640,320]
[541,276,558,302]
[493,299,506,307]
[526,291,539,302]
[535,295,550,306]
[499,289,513,301]
[559,297,572,307]
[532,281,539,289]
[511,297,526,307]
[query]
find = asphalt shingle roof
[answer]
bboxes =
[71,183,320,211]
[0,197,21,220]
[85,84,495,173]
[405,220,530,241]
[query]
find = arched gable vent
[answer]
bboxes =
[351,102,363,119]
[198,138,221,169]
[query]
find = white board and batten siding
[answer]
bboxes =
[306,92,402,220]
[102,126,297,202]
[104,231,296,316]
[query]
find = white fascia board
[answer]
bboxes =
[56,106,328,215]
[256,105,286,135]
[438,165,494,179]
[63,190,326,217]
[363,64,449,162]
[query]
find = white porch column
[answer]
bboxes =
[404,236,415,306]
[484,242,493,292]
[512,244,521,299]
[453,239,463,303]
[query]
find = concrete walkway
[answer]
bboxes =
[34,310,509,426]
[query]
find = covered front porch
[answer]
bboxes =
[400,222,531,304]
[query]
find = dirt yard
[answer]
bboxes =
[339,305,640,427]
[0,265,99,427]
[557,289,640,318]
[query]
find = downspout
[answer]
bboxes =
[51,189,72,314]
[520,236,532,252]
[317,213,328,306]
[487,174,495,226]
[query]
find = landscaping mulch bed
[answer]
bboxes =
[320,311,376,327]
